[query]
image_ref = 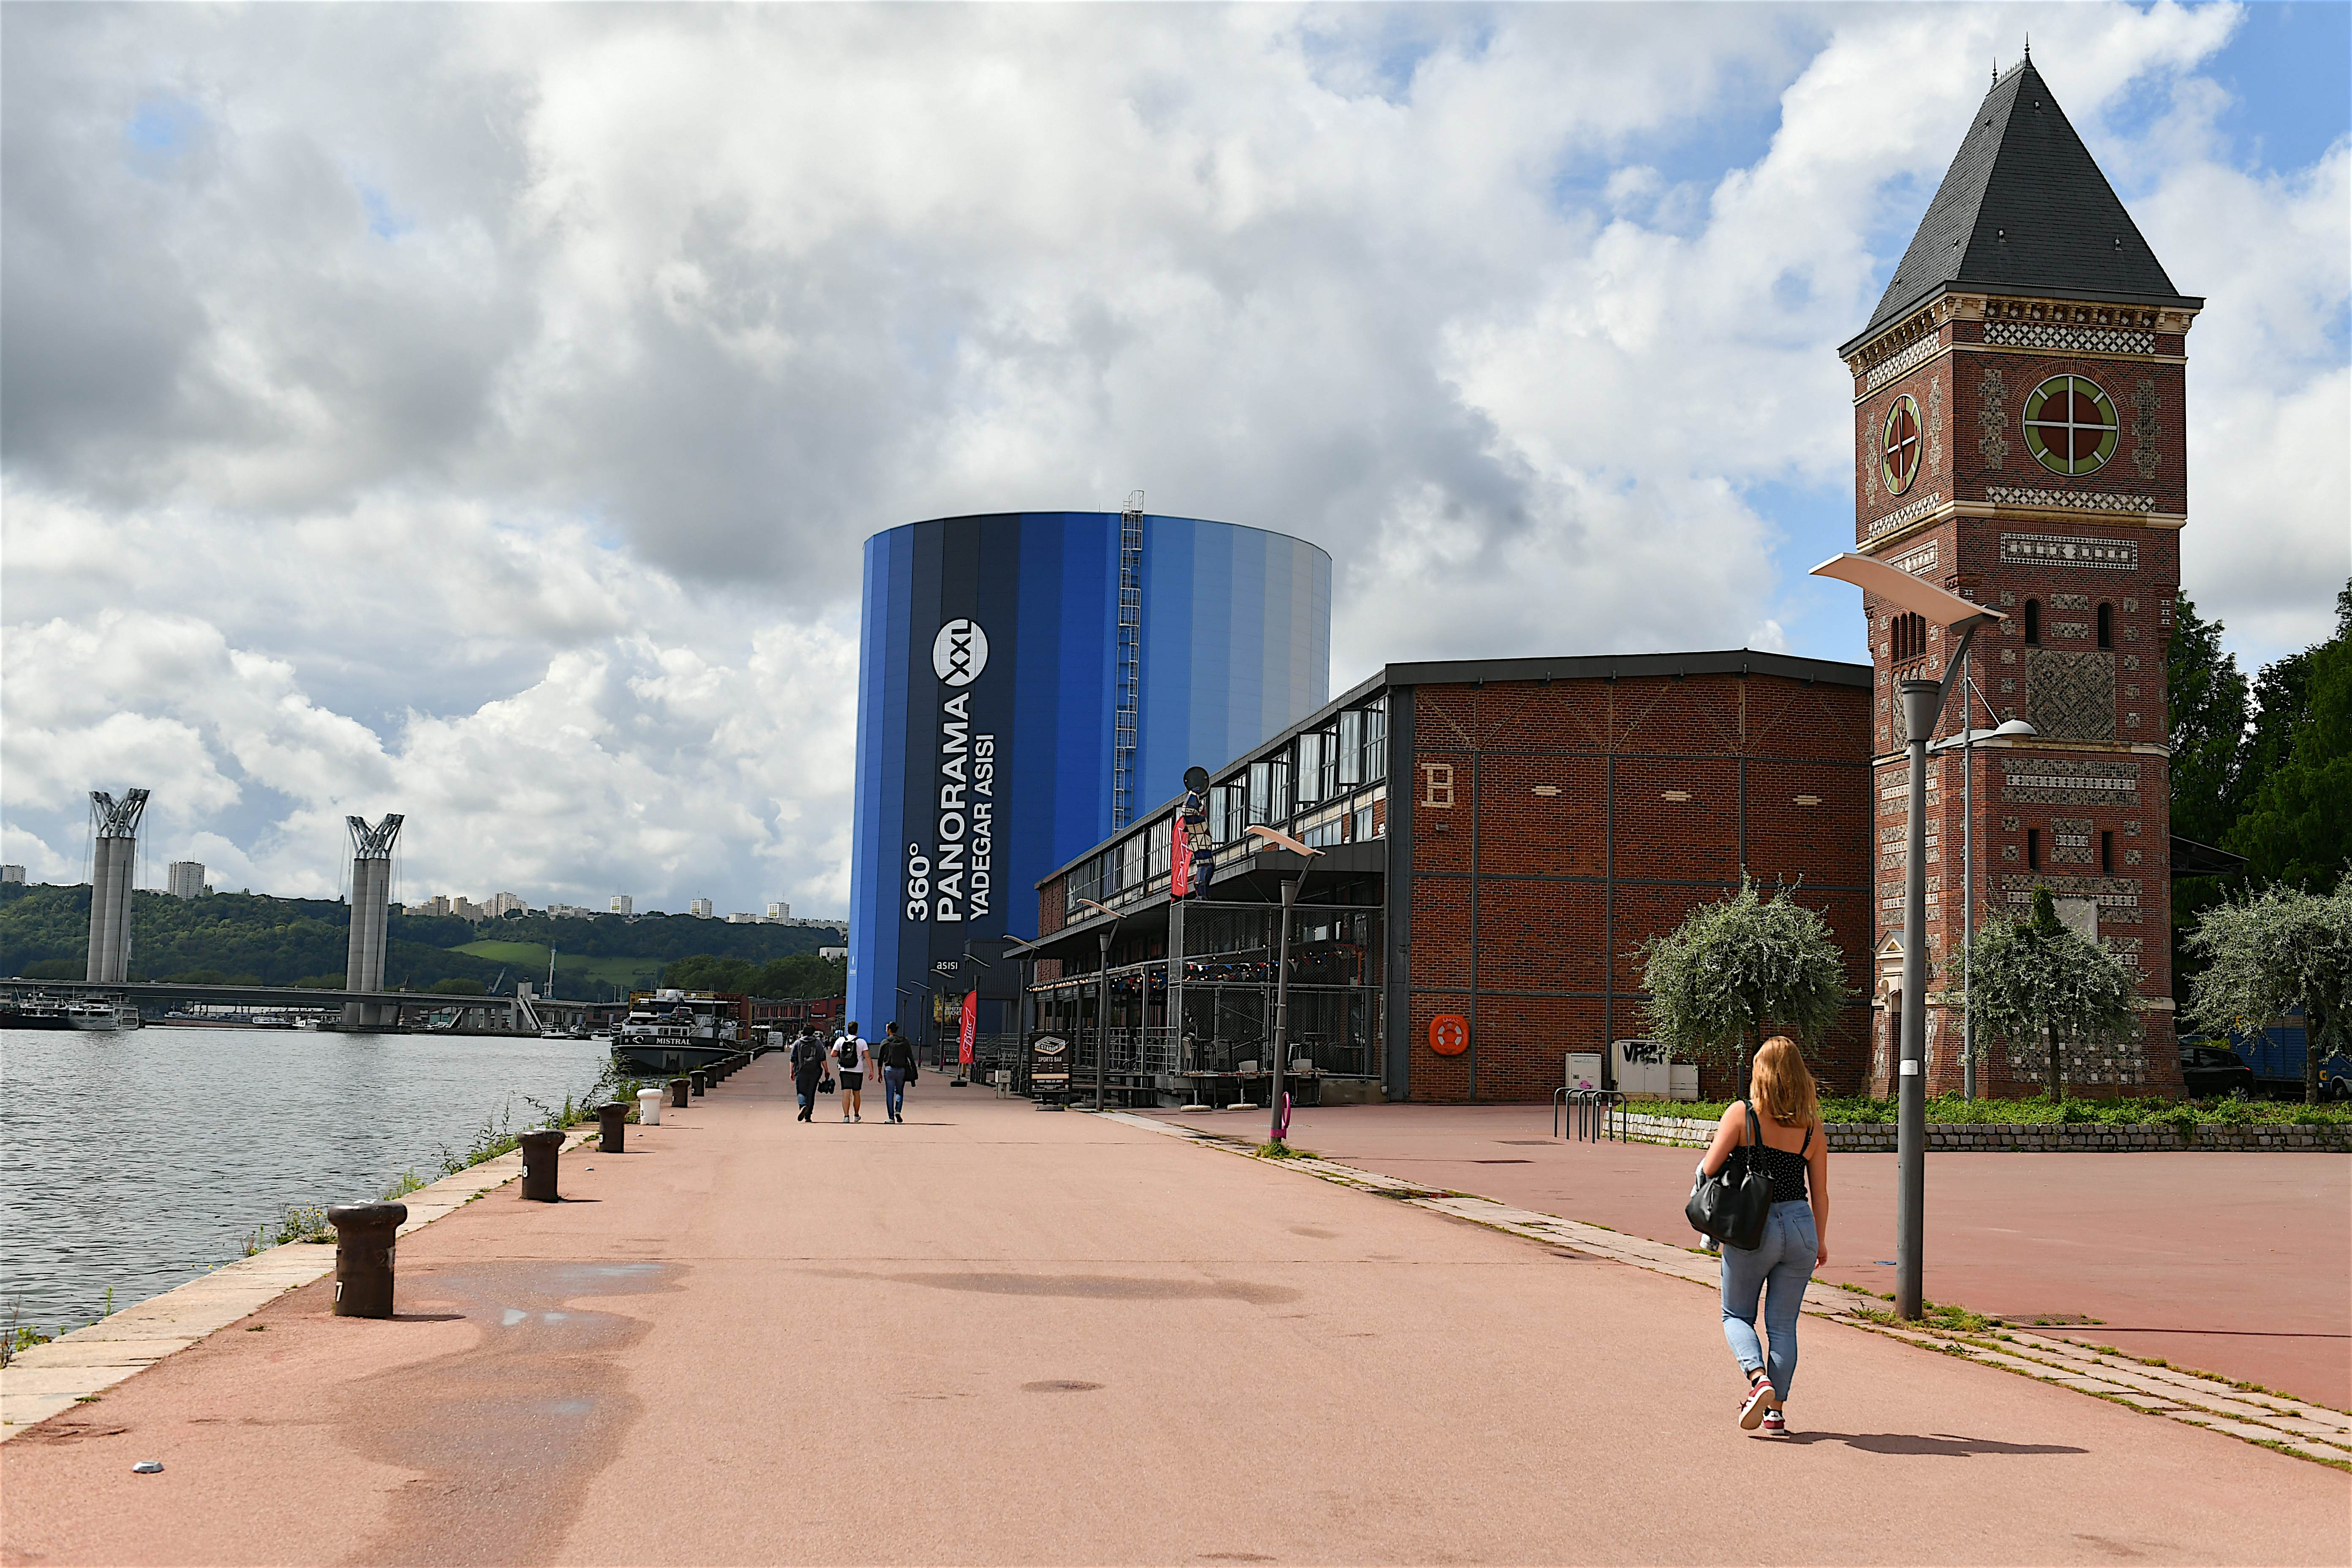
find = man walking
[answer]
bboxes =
[832,1022,871,1123]
[877,1022,916,1124]
[790,1026,827,1122]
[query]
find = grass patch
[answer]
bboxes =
[245,1204,335,1254]
[379,1169,430,1202]
[1252,1140,1315,1160]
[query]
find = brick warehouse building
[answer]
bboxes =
[1842,57,2196,1097]
[1016,652,1874,1105]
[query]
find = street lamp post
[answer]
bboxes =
[1930,687,2039,1100]
[1076,899,1122,1111]
[1812,553,2005,1321]
[1244,825,1323,1146]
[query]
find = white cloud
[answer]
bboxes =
[3,3,2340,912]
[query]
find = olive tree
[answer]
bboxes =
[2186,877,2352,1105]
[1943,887,2138,1101]
[1639,877,1852,1081]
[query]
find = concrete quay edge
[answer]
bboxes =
[1100,1110,2352,1468]
[0,1127,595,1441]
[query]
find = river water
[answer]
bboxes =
[0,1027,615,1334]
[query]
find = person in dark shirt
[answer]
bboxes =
[789,1027,827,1122]
[877,1023,917,1124]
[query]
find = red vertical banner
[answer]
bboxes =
[958,990,977,1065]
[1171,839,1191,898]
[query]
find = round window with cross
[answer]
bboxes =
[1880,395,1922,495]
[2022,374,2119,476]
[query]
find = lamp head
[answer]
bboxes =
[1076,898,1118,921]
[1992,718,2038,738]
[1809,552,2005,631]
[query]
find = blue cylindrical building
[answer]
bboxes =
[848,511,1331,1041]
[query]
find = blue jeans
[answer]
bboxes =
[1720,1199,1816,1401]
[883,1066,907,1120]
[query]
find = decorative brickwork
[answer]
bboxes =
[1891,542,1938,577]
[2026,648,2117,739]
[1863,332,1944,393]
[1926,374,1944,478]
[1984,485,2159,512]
[1982,319,2157,355]
[1867,488,1946,538]
[1977,365,2011,468]
[1998,754,2140,804]
[1999,532,2139,570]
[2130,376,2161,482]
[1995,871,2142,920]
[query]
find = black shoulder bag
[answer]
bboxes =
[1685,1100,1773,1251]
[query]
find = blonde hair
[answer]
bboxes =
[1750,1036,1820,1129]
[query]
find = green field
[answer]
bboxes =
[450,940,661,992]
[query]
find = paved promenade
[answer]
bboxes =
[1236,1102,2352,1408]
[3,1060,2346,1566]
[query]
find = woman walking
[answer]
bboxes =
[1699,1035,1829,1435]
[877,1023,915,1124]
[832,1023,871,1123]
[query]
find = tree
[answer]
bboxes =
[1638,877,1852,1081]
[2167,590,2250,844]
[2229,588,2351,894]
[2186,878,2352,1105]
[1941,888,2138,1101]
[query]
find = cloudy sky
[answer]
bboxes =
[3,2,2345,918]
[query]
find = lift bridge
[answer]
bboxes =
[19,791,563,1035]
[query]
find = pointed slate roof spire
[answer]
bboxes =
[1842,59,2199,354]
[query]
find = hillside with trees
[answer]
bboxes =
[0,884,842,1000]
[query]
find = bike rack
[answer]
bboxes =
[1554,1087,1628,1142]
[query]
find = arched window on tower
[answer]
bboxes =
[2024,599,2042,645]
[2097,602,2113,649]
[1890,611,1927,666]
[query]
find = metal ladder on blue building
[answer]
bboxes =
[1111,490,1144,830]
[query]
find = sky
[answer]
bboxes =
[3,2,2346,918]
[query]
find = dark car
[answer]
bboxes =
[2179,1042,2257,1099]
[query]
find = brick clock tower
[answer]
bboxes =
[1839,57,2199,1097]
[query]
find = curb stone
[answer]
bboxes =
[1098,1110,2352,1470]
[1610,1109,2351,1153]
[0,1127,596,1440]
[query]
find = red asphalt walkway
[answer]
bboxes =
[1188,1100,2352,1409]
[3,1060,2345,1565]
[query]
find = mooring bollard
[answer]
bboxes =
[327,1202,407,1318]
[597,1100,628,1154]
[690,1071,708,1097]
[519,1129,563,1201]
[669,1076,690,1108]
[636,1086,663,1126]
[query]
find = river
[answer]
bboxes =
[0,1026,615,1334]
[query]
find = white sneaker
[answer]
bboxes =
[1739,1375,1774,1430]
